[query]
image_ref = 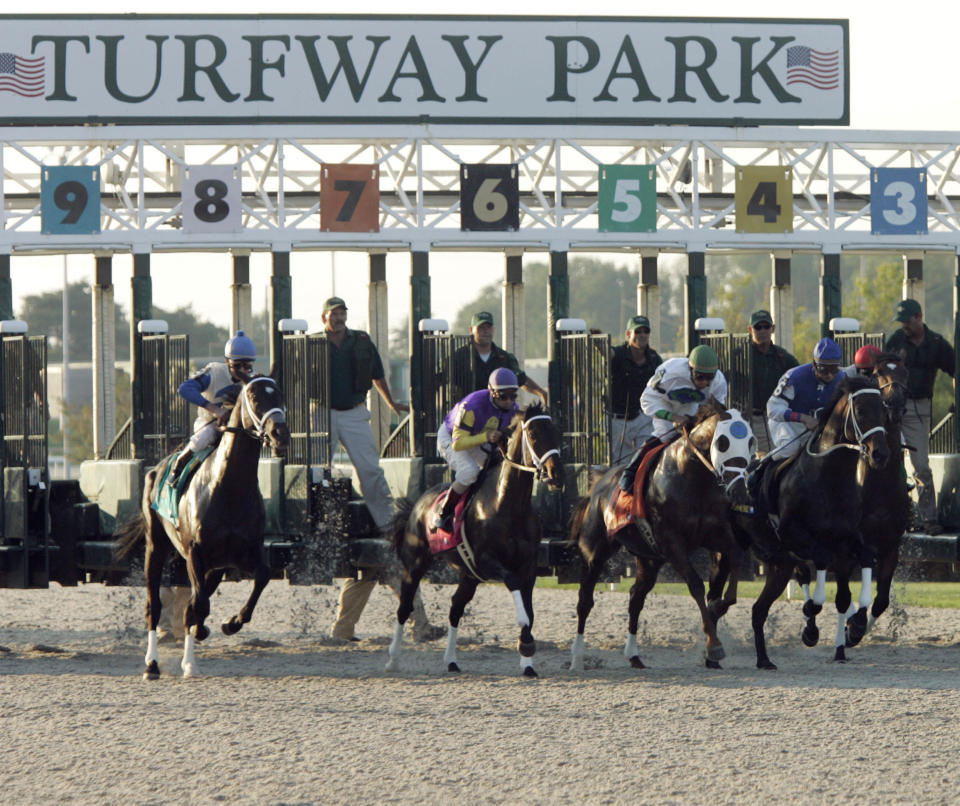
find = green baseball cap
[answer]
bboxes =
[322,296,347,315]
[894,298,921,322]
[750,309,773,327]
[626,315,651,331]
[471,311,494,327]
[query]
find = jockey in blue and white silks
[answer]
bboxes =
[432,367,520,532]
[766,337,844,460]
[166,330,256,487]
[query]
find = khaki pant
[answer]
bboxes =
[903,397,935,521]
[157,585,191,639]
[330,572,433,640]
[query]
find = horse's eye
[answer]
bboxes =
[716,435,730,453]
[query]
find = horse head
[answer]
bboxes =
[230,374,291,456]
[873,351,908,427]
[685,398,755,493]
[816,375,888,469]
[504,403,564,491]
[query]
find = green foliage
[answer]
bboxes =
[61,369,131,463]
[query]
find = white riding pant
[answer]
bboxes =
[609,413,653,463]
[768,420,811,460]
[437,423,487,487]
[188,416,218,452]
[330,403,396,530]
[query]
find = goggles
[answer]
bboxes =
[493,389,518,400]
[692,371,716,382]
[814,362,840,375]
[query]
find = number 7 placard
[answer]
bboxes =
[320,164,380,232]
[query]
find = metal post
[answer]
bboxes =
[92,253,115,459]
[409,251,431,458]
[368,252,390,451]
[547,250,569,407]
[904,252,924,308]
[502,250,524,360]
[231,249,252,337]
[270,250,292,379]
[684,251,706,353]
[131,251,152,459]
[770,251,794,354]
[820,251,842,339]
[0,254,11,322]
[638,249,660,351]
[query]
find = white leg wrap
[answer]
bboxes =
[520,656,535,673]
[570,633,585,672]
[443,626,459,667]
[786,579,799,601]
[801,583,811,603]
[623,632,639,660]
[384,621,404,672]
[512,590,530,627]
[859,567,873,610]
[834,611,847,648]
[813,570,827,606]
[181,633,198,678]
[145,630,159,667]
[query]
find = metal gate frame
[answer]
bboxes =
[557,332,611,467]
[699,332,752,414]
[281,332,331,470]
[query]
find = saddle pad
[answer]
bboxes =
[603,441,668,536]
[427,488,470,554]
[150,447,216,526]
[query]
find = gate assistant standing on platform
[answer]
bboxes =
[609,315,663,463]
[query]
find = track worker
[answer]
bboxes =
[452,310,547,405]
[609,314,663,463]
[618,345,728,492]
[432,367,521,533]
[322,296,442,642]
[746,309,798,455]
[885,298,956,535]
[765,337,844,461]
[167,330,257,488]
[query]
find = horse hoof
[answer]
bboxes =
[181,663,198,678]
[801,626,819,647]
[834,647,847,663]
[143,660,160,681]
[802,600,822,618]
[221,618,242,636]
[193,624,210,642]
[757,659,778,671]
[705,658,723,670]
[384,658,399,673]
[628,656,646,669]
[846,611,867,647]
[518,639,536,658]
[447,662,461,673]
[705,645,726,662]
[522,666,538,678]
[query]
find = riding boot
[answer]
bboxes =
[431,488,463,533]
[619,436,660,493]
[166,448,194,488]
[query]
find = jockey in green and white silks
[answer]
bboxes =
[641,348,728,441]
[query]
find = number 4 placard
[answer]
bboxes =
[182,165,241,233]
[598,165,657,232]
[871,168,927,235]
[460,164,519,231]
[735,166,793,233]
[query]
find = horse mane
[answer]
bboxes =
[693,396,725,426]
[815,373,876,430]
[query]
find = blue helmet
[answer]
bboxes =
[813,337,842,364]
[224,330,256,361]
[488,367,519,391]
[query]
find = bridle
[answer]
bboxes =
[498,414,561,482]
[807,386,885,457]
[224,376,287,442]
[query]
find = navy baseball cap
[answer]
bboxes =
[894,299,921,322]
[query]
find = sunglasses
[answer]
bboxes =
[752,323,772,331]
[857,367,874,377]
[230,361,253,372]
[632,327,651,335]
[693,372,716,382]
[495,391,518,400]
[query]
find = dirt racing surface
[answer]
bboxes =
[1,580,959,805]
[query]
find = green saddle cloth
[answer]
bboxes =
[150,446,216,526]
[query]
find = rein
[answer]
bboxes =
[222,377,287,442]
[680,426,717,475]
[806,386,884,457]
[498,414,561,481]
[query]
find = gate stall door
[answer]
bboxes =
[558,332,611,467]
[420,331,473,460]
[698,332,752,414]
[139,333,190,465]
[282,332,331,470]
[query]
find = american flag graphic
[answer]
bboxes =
[786,45,839,90]
[0,52,45,97]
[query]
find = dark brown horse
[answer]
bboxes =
[114,373,290,679]
[385,403,563,677]
[569,399,755,671]
[737,374,889,669]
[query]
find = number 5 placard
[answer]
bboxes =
[460,164,519,231]
[598,165,657,232]
[41,165,101,235]
[735,166,793,233]
[871,168,927,235]
[182,165,241,233]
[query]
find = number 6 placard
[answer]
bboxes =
[871,168,927,235]
[41,165,101,235]
[460,164,519,232]
[182,165,241,233]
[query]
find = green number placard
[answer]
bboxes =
[598,165,657,233]
[735,166,793,233]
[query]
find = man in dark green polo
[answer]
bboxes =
[748,309,798,454]
[885,298,956,534]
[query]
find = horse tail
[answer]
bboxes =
[567,495,591,547]
[113,514,147,560]
[391,497,415,554]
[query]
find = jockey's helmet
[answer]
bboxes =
[225,330,257,361]
[812,337,842,364]
[488,367,519,392]
[688,345,719,374]
[854,344,882,370]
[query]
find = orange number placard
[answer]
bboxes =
[320,164,380,232]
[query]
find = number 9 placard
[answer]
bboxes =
[871,168,927,235]
[41,166,101,235]
[598,165,657,233]
[735,166,793,233]
[182,165,241,233]
[460,164,519,231]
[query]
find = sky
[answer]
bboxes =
[10,0,960,339]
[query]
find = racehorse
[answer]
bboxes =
[385,403,563,677]
[114,373,290,679]
[741,374,889,669]
[569,399,755,671]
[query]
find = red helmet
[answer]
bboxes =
[854,344,882,370]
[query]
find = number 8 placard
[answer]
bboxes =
[41,165,101,235]
[460,164,519,232]
[871,168,927,235]
[182,165,241,233]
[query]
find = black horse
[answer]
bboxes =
[569,399,755,671]
[740,374,889,669]
[385,403,563,677]
[115,373,290,679]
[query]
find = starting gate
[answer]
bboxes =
[281,332,331,470]
[698,332,752,414]
[557,332,611,467]
[832,331,885,367]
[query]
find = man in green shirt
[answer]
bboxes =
[885,298,956,534]
[747,309,798,454]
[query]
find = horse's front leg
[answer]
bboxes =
[624,557,662,669]
[570,544,610,673]
[797,563,824,648]
[514,578,537,678]
[673,552,725,669]
[181,550,211,678]
[869,543,901,632]
[142,515,170,681]
[844,542,876,649]
[752,560,794,670]
[707,547,741,625]
[223,561,268,635]
[443,575,479,673]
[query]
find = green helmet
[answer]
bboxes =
[688,344,719,372]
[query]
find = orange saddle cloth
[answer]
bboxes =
[427,489,469,553]
[604,441,668,536]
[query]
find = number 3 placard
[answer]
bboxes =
[735,166,793,233]
[871,168,927,235]
[41,166,101,235]
[460,164,519,231]
[181,165,241,233]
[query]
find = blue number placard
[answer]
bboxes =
[41,166,101,234]
[871,168,927,235]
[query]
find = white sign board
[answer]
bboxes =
[0,15,849,126]
[181,165,241,233]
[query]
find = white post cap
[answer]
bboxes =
[137,319,169,334]
[0,320,28,334]
[829,317,860,333]
[419,318,449,333]
[556,318,587,332]
[278,318,309,333]
[694,317,726,332]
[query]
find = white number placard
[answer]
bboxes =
[181,165,241,233]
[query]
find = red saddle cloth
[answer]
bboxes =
[604,441,669,536]
[427,489,470,554]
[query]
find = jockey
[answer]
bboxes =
[166,330,256,487]
[844,343,882,378]
[765,336,844,460]
[618,344,728,492]
[431,367,520,532]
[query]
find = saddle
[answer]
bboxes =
[427,486,474,553]
[604,441,669,539]
[151,447,216,526]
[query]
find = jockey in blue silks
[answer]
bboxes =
[766,336,844,460]
[431,367,520,532]
[166,330,256,487]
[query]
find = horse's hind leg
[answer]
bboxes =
[443,575,480,673]
[869,544,901,632]
[180,550,213,678]
[142,513,171,681]
[385,532,431,673]
[570,543,612,672]
[796,563,823,648]
[223,561,270,635]
[516,578,537,678]
[624,557,663,669]
[753,561,793,670]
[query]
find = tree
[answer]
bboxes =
[61,369,131,463]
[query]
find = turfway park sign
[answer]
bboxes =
[0,15,849,127]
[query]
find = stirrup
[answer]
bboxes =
[166,473,180,488]
[619,470,635,493]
